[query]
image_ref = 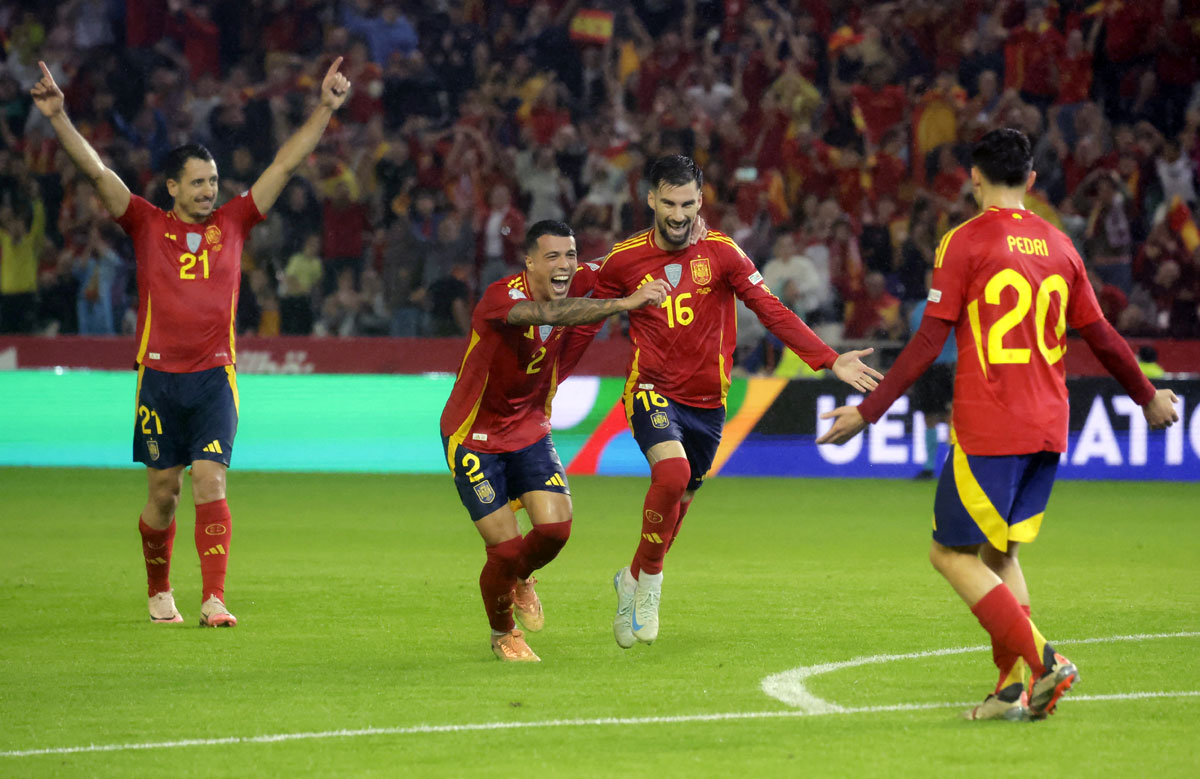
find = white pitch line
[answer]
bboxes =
[3,632,1198,760]
[3,692,1198,759]
[761,630,1200,711]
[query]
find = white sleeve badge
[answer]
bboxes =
[927,289,942,303]
[748,271,764,285]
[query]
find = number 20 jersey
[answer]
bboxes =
[925,207,1104,455]
[116,192,264,373]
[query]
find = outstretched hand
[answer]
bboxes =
[1143,389,1180,429]
[831,348,884,392]
[320,57,352,110]
[30,61,64,118]
[815,405,867,445]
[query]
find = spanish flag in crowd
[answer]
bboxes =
[1167,196,1200,253]
[570,9,615,44]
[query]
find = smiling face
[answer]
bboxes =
[167,157,219,223]
[648,181,702,251]
[525,233,578,301]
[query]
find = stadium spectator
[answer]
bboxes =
[0,181,45,333]
[1,0,1196,345]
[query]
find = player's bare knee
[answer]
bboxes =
[190,467,226,505]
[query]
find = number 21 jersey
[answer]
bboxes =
[116,192,264,373]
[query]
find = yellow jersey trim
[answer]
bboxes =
[136,294,153,364]
[224,365,240,415]
[933,212,987,269]
[446,375,488,473]
[228,290,237,364]
[622,348,641,423]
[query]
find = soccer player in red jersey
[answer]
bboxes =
[572,155,883,649]
[31,59,354,627]
[441,220,671,662]
[819,129,1180,721]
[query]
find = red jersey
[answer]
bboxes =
[117,192,264,373]
[591,229,837,408]
[926,207,1104,455]
[440,264,599,455]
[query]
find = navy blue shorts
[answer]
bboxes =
[933,446,1059,552]
[133,365,239,469]
[443,433,569,522]
[625,389,725,492]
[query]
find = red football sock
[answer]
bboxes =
[517,520,572,579]
[991,604,1032,692]
[631,458,690,578]
[480,536,524,632]
[665,499,692,553]
[195,499,232,603]
[139,517,175,597]
[971,585,1047,677]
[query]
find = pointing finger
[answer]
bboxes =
[326,56,344,79]
[39,61,53,81]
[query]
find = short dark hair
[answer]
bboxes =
[971,128,1032,187]
[524,220,575,253]
[163,143,215,182]
[648,154,703,191]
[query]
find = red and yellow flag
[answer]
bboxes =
[1167,196,1200,253]
[570,9,614,44]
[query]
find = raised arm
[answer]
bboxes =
[30,61,130,219]
[507,279,670,326]
[250,57,351,214]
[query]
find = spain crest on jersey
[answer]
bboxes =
[650,410,669,429]
[147,439,160,461]
[205,225,222,245]
[474,480,496,504]
[690,258,711,285]
[664,263,682,288]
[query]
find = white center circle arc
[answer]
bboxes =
[761,631,1200,712]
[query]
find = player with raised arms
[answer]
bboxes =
[571,155,883,649]
[441,220,671,662]
[818,128,1179,720]
[30,58,353,627]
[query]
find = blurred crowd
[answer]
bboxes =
[0,0,1198,363]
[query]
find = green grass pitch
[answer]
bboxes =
[0,468,1197,777]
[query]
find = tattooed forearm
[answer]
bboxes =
[508,297,631,326]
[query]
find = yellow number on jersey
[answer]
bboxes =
[526,346,547,374]
[968,270,1070,371]
[178,250,210,280]
[661,293,694,328]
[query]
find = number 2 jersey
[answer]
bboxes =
[588,229,838,408]
[116,192,264,373]
[440,264,600,456]
[924,207,1105,454]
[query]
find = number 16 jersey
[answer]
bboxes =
[590,229,837,409]
[116,192,264,373]
[925,207,1104,455]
